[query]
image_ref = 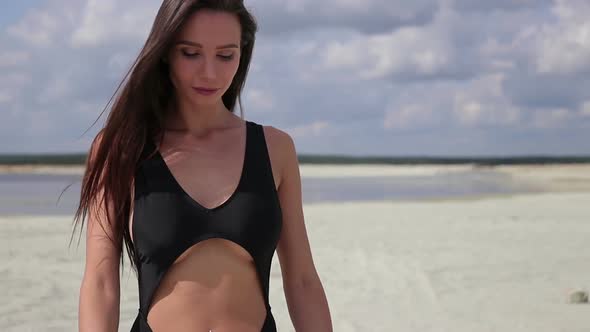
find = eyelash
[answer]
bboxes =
[181,50,234,61]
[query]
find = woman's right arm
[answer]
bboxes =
[78,134,121,332]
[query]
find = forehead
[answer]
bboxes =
[176,9,241,45]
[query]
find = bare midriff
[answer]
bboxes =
[146,239,267,332]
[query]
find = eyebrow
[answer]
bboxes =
[176,40,239,49]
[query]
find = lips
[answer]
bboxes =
[194,87,218,92]
[193,87,219,96]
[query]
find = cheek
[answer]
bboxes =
[223,61,241,84]
[169,61,193,87]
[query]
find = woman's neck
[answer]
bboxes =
[164,100,237,137]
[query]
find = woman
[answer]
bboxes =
[74,0,332,331]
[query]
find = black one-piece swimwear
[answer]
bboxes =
[130,120,283,332]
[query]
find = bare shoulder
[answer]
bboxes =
[261,124,294,149]
[261,124,297,188]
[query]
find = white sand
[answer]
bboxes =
[1,166,589,331]
[0,165,85,175]
[299,164,475,178]
[494,164,590,191]
[2,163,590,183]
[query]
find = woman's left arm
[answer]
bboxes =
[270,127,333,332]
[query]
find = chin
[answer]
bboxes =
[189,97,222,107]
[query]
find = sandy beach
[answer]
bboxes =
[1,164,589,331]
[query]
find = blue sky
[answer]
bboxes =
[1,0,589,156]
[0,0,44,30]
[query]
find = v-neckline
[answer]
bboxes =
[153,120,250,213]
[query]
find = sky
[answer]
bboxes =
[1,0,589,156]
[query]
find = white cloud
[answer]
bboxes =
[454,101,484,126]
[477,38,517,70]
[0,91,13,104]
[70,0,116,47]
[0,51,31,67]
[531,108,573,129]
[454,0,552,12]
[1,0,589,154]
[0,72,31,86]
[313,8,457,81]
[317,27,452,80]
[534,0,590,74]
[107,51,135,77]
[0,72,31,107]
[6,9,61,47]
[320,39,364,70]
[384,73,522,131]
[245,89,274,112]
[452,74,520,127]
[25,110,55,136]
[38,76,73,105]
[384,104,434,130]
[249,0,439,34]
[71,0,157,48]
[287,121,331,138]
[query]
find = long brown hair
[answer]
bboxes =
[70,0,258,275]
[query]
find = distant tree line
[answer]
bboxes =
[1,154,589,166]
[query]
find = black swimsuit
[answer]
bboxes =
[130,120,283,331]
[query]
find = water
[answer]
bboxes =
[0,169,540,216]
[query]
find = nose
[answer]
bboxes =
[200,57,216,80]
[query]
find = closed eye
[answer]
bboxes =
[181,50,234,61]
[218,54,234,61]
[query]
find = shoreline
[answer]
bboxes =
[4,189,589,219]
[1,163,475,176]
[2,163,590,195]
[2,162,590,175]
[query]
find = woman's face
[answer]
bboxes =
[167,9,242,108]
